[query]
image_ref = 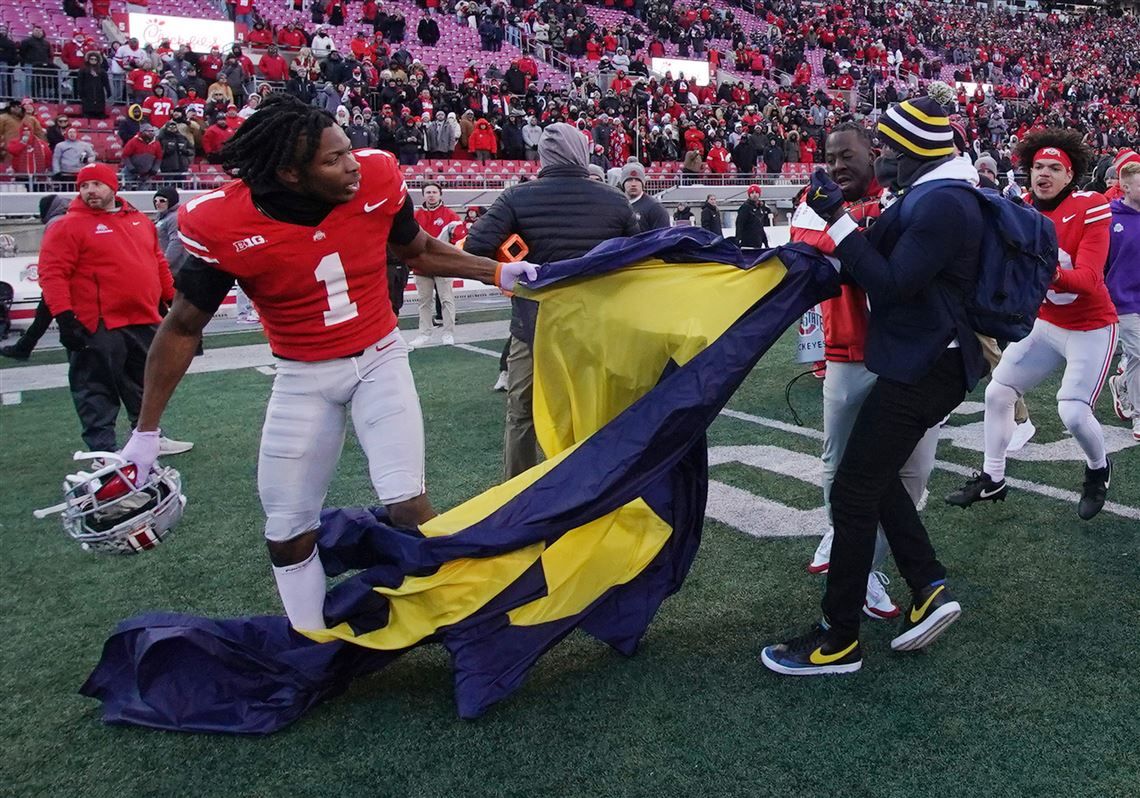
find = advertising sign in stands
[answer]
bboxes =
[113,13,236,51]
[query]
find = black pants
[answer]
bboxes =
[68,323,156,452]
[822,349,968,640]
[499,339,510,372]
[8,300,52,354]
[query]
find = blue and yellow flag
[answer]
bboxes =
[80,227,838,733]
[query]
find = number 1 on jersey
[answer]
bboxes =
[313,252,359,326]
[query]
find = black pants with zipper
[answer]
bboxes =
[822,349,968,640]
[68,323,156,452]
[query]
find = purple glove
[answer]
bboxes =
[806,168,845,220]
[120,429,160,485]
[495,260,540,293]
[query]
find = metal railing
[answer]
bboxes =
[0,65,83,105]
[0,165,812,196]
[0,171,228,193]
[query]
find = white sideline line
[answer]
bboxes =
[255,366,276,376]
[1,392,22,405]
[447,345,1140,520]
[453,343,503,359]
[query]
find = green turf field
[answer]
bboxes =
[1,328,1137,797]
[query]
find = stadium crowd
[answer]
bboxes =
[0,0,1138,183]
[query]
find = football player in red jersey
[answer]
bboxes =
[790,122,939,619]
[118,95,538,630]
[948,130,1117,519]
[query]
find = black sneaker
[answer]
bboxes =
[761,623,861,676]
[1078,459,1111,521]
[891,581,962,652]
[0,344,31,361]
[945,472,1007,507]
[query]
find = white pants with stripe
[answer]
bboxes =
[983,319,1116,480]
[258,329,426,542]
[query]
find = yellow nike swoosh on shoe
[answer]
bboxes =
[808,639,858,665]
[909,585,946,623]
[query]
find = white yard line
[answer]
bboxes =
[719,408,1140,521]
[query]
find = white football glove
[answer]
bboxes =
[120,428,161,485]
[1004,171,1021,200]
[496,260,541,293]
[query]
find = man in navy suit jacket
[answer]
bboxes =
[763,97,988,677]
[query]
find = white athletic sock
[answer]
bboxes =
[983,380,1018,482]
[271,547,328,631]
[1058,399,1108,470]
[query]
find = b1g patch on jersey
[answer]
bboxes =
[234,235,268,253]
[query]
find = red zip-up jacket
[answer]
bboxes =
[39,197,174,332]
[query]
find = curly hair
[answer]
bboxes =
[1015,128,1091,185]
[220,93,336,190]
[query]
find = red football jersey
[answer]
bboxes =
[178,149,406,361]
[1031,190,1117,331]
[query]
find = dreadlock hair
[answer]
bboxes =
[220,94,336,191]
[1015,128,1092,186]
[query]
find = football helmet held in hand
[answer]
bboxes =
[34,452,186,554]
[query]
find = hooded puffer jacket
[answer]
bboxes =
[464,151,637,341]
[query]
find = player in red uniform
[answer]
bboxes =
[790,122,940,619]
[949,130,1117,519]
[117,96,538,630]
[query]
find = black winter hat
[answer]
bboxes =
[154,186,180,207]
[39,194,58,224]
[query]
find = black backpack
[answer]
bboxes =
[900,180,1058,341]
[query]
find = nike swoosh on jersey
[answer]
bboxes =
[808,639,858,665]
[364,199,388,213]
[1062,214,1076,223]
[909,584,945,623]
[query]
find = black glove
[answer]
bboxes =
[806,168,845,221]
[56,311,90,352]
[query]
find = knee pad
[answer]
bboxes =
[264,515,320,543]
[985,379,1019,411]
[1057,398,1091,433]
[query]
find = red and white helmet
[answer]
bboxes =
[35,453,186,554]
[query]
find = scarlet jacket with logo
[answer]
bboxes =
[414,202,460,241]
[38,197,174,332]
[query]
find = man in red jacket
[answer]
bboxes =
[258,45,290,82]
[410,182,461,347]
[37,163,191,455]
